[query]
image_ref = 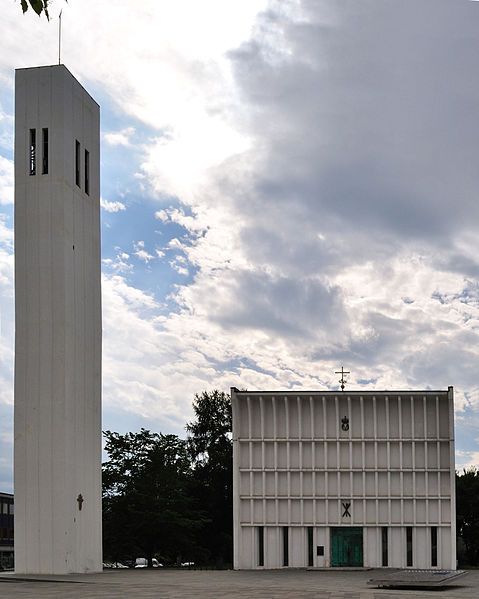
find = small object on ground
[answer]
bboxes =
[368,569,467,588]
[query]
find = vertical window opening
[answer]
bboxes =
[282,527,289,567]
[84,149,90,195]
[75,140,81,187]
[381,527,388,567]
[42,128,48,174]
[307,527,314,567]
[29,129,36,175]
[406,527,413,567]
[258,526,264,567]
[431,527,438,567]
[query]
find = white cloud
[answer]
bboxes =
[100,198,127,213]
[155,207,208,234]
[118,0,479,415]
[103,127,135,147]
[133,241,154,263]
[0,106,13,151]
[0,213,13,248]
[0,156,13,206]
[0,0,266,206]
[154,209,169,222]
[101,272,223,427]
[455,450,479,471]
[0,215,14,409]
[167,238,186,251]
[169,260,189,276]
[141,118,250,201]
[135,250,154,263]
[102,248,134,274]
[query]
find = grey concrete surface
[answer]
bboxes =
[0,568,478,599]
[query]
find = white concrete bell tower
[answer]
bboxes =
[14,65,102,574]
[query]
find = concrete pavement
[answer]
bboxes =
[0,568,477,598]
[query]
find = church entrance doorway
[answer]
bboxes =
[330,527,363,567]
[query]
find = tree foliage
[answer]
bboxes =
[102,429,205,566]
[456,467,479,566]
[102,392,234,567]
[186,390,233,567]
[187,390,232,465]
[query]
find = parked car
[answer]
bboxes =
[134,557,163,568]
[103,561,129,569]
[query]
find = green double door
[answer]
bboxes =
[331,527,363,567]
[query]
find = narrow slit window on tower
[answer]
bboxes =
[406,527,413,567]
[307,527,314,567]
[258,526,264,567]
[382,527,388,567]
[282,527,289,567]
[84,149,90,195]
[431,527,438,567]
[75,140,81,187]
[29,129,36,175]
[42,128,48,174]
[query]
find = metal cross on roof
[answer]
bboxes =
[335,366,350,391]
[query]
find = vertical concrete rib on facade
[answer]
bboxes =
[232,388,456,570]
[14,65,102,574]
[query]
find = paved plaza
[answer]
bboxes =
[0,569,478,599]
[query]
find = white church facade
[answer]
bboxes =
[232,388,456,570]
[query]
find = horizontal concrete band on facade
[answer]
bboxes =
[231,389,452,394]
[234,399,452,438]
[236,437,452,440]
[239,522,453,527]
[238,501,452,525]
[239,492,452,496]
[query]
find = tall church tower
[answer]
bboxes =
[14,65,102,574]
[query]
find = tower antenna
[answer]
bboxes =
[58,10,62,65]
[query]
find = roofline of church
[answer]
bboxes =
[231,386,453,395]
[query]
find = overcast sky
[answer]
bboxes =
[1,0,479,492]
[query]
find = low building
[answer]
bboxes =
[0,492,14,570]
[232,387,456,570]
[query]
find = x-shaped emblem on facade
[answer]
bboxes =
[342,502,351,518]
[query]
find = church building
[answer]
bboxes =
[232,387,456,570]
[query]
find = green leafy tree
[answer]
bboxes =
[456,467,479,566]
[186,390,233,567]
[103,429,204,566]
